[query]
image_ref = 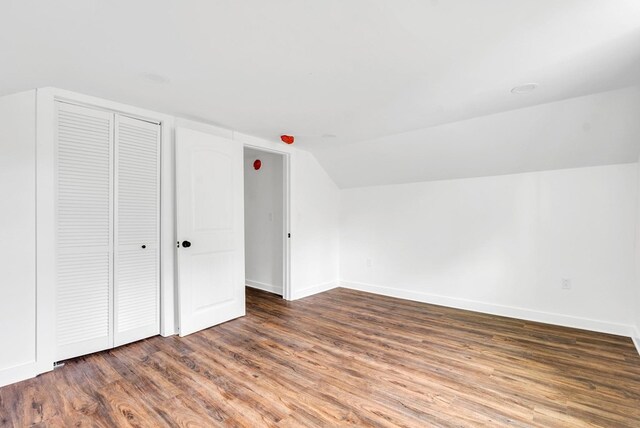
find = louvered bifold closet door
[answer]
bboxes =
[55,102,113,361]
[114,115,160,347]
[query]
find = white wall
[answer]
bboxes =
[340,164,638,335]
[290,149,341,299]
[244,149,284,294]
[0,90,38,386]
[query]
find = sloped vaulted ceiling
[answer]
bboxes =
[2,0,640,187]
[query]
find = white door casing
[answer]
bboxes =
[176,127,245,336]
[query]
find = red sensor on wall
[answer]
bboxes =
[280,135,295,145]
[253,159,262,170]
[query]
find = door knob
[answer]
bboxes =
[182,240,191,248]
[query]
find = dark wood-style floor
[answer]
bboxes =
[1,287,640,427]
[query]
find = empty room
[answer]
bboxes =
[1,1,640,427]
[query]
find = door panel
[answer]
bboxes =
[176,127,245,337]
[191,150,233,231]
[113,115,160,346]
[55,102,113,361]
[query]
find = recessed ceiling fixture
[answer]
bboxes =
[510,83,538,94]
[140,72,170,84]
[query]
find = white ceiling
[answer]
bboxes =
[2,0,640,187]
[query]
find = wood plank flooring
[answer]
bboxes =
[2,287,640,427]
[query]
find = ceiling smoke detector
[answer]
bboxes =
[511,83,538,94]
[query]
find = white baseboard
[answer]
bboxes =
[291,280,338,300]
[633,327,640,357]
[246,279,283,295]
[339,280,634,338]
[0,361,38,388]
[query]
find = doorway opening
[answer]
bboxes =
[243,146,290,299]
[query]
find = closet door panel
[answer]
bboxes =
[55,102,113,361]
[114,115,160,346]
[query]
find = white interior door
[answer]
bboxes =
[113,115,160,346]
[55,102,113,361]
[176,127,245,337]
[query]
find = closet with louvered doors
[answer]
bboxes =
[54,101,160,362]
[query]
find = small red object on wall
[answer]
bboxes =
[253,159,262,170]
[280,135,295,144]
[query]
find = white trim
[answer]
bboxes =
[339,280,635,337]
[39,88,172,125]
[246,280,283,295]
[36,88,56,374]
[234,131,294,155]
[283,153,292,301]
[0,361,38,388]
[159,115,176,337]
[292,280,338,300]
[633,326,640,357]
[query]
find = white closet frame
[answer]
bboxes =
[35,88,176,373]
